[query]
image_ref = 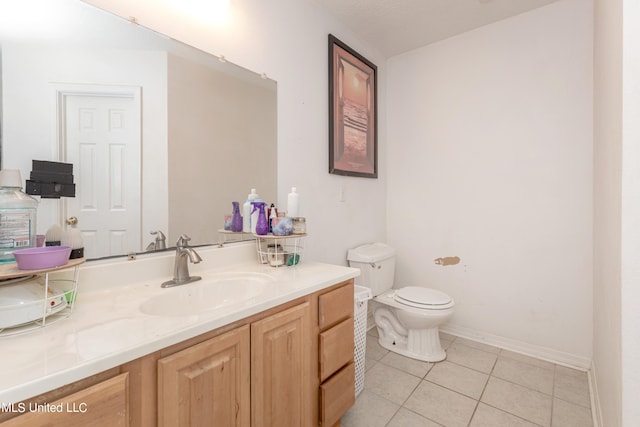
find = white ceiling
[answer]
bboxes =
[312,0,559,57]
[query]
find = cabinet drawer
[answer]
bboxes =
[319,317,354,382]
[318,282,354,330]
[1,373,129,427]
[319,362,355,427]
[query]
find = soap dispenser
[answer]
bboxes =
[251,202,269,235]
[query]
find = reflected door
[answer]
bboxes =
[60,87,141,258]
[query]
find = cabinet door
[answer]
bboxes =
[157,325,250,427]
[0,373,129,427]
[251,301,311,427]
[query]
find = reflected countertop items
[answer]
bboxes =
[0,0,276,259]
[0,242,359,404]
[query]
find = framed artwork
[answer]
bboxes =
[328,34,378,178]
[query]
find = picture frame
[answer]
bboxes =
[328,34,378,178]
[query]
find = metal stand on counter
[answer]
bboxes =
[0,258,84,336]
[254,233,306,267]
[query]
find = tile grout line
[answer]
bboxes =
[466,346,550,427]
[364,354,432,426]
[357,333,591,427]
[466,345,500,426]
[477,401,547,427]
[381,358,437,427]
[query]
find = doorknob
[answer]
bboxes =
[66,216,78,225]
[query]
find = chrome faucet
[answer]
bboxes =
[146,230,167,251]
[161,234,202,288]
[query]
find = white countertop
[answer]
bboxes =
[0,242,359,404]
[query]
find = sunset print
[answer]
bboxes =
[329,35,377,178]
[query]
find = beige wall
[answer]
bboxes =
[593,0,640,425]
[593,0,622,425]
[620,0,640,424]
[593,0,622,426]
[387,0,593,365]
[167,53,276,245]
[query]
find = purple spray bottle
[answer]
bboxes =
[231,201,243,232]
[251,202,269,235]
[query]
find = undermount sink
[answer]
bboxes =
[139,272,274,316]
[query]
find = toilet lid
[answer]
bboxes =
[394,287,453,309]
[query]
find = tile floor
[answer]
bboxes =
[342,329,593,427]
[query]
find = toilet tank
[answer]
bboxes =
[347,243,396,297]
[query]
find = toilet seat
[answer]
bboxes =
[394,287,454,310]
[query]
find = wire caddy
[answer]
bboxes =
[0,257,84,336]
[254,233,306,267]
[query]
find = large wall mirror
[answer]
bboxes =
[0,0,277,260]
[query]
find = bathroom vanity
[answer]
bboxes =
[0,242,359,426]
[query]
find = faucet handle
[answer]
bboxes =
[151,230,166,239]
[150,230,167,250]
[176,234,192,248]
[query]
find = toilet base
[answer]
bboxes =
[376,326,447,362]
[373,303,450,363]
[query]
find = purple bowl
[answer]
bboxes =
[13,246,72,270]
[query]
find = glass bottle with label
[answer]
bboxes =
[0,170,38,264]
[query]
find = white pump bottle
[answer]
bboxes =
[287,187,300,217]
[243,189,258,232]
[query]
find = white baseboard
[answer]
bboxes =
[440,323,592,370]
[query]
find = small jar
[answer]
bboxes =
[267,244,285,267]
[291,217,306,235]
[271,217,293,236]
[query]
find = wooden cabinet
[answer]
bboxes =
[0,280,355,427]
[157,301,311,427]
[317,282,355,427]
[157,325,250,427]
[251,302,311,427]
[0,373,129,427]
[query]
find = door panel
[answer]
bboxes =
[61,88,141,258]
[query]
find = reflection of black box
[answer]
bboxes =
[32,160,73,174]
[28,160,75,198]
[29,171,74,184]
[26,181,75,198]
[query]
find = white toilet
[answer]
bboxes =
[347,243,454,362]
